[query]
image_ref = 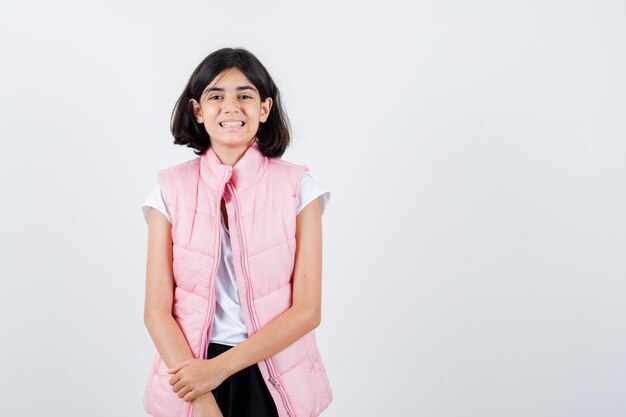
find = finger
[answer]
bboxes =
[176,385,192,400]
[171,378,186,393]
[168,374,181,386]
[183,389,197,403]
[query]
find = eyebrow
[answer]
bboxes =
[203,85,258,96]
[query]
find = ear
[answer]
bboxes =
[189,99,203,123]
[259,97,273,123]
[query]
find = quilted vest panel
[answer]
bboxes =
[142,140,333,417]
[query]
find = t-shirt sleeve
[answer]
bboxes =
[296,171,331,216]
[142,182,172,224]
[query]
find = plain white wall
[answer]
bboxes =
[1,0,624,416]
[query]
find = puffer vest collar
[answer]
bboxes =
[200,138,267,191]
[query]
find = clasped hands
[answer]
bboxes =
[168,356,230,402]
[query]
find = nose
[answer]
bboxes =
[221,95,241,113]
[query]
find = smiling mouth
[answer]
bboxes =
[220,121,245,128]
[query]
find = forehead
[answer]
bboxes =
[206,67,255,90]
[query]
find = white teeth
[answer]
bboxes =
[220,121,243,127]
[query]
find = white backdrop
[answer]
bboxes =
[1,1,625,416]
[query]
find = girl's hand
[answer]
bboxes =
[167,357,229,402]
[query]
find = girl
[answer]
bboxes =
[141,47,333,417]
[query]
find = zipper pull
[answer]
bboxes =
[268,375,281,387]
[268,375,291,416]
[224,166,233,185]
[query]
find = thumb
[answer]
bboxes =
[167,359,192,374]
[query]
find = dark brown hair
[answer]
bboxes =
[171,47,291,157]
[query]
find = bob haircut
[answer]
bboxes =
[171,47,291,158]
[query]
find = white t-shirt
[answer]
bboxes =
[142,171,330,346]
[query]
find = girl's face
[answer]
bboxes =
[189,67,272,149]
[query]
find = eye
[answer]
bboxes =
[240,94,252,99]
[208,95,222,100]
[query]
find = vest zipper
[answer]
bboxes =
[187,171,229,417]
[200,222,220,359]
[199,172,229,361]
[226,181,297,417]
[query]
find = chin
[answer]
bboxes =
[211,136,254,147]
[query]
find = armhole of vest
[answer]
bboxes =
[156,170,175,223]
[295,165,309,214]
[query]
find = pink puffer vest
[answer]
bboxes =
[142,139,333,417]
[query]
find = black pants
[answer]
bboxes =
[207,342,279,417]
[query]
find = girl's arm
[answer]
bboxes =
[215,196,325,376]
[143,208,222,416]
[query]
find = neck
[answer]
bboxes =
[210,138,256,166]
